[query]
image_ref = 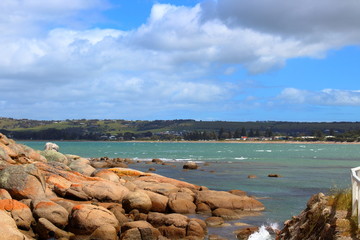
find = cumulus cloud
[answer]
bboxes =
[1,0,360,119]
[278,88,360,106]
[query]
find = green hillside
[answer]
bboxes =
[1,117,360,141]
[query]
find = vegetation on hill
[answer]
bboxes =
[1,117,360,141]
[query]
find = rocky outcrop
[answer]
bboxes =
[277,192,358,240]
[0,133,266,240]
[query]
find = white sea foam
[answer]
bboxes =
[248,223,279,240]
[255,150,272,153]
[235,157,248,160]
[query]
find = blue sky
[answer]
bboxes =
[1,0,360,121]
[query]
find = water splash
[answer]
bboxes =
[248,223,279,240]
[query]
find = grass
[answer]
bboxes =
[328,187,352,211]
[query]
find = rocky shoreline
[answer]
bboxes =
[0,133,267,240]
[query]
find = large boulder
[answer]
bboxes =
[158,225,186,239]
[69,159,96,176]
[168,192,196,214]
[186,219,206,239]
[40,150,69,165]
[144,190,169,213]
[32,199,69,228]
[0,199,34,230]
[196,190,265,211]
[82,181,129,202]
[69,204,119,235]
[93,169,121,183]
[0,164,46,200]
[44,142,59,151]
[122,190,152,213]
[132,180,179,196]
[212,208,243,220]
[168,198,196,214]
[0,210,31,240]
[38,162,129,202]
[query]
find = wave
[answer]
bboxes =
[255,150,272,152]
[235,157,248,160]
[132,157,204,163]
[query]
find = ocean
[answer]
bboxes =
[21,141,360,239]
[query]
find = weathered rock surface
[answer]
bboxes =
[0,199,34,230]
[40,150,69,165]
[0,164,46,200]
[123,190,152,213]
[196,190,265,211]
[0,210,32,240]
[93,169,121,182]
[32,199,69,228]
[69,204,119,235]
[277,193,337,240]
[69,158,96,176]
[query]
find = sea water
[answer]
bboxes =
[22,141,360,239]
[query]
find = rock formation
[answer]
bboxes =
[0,133,265,239]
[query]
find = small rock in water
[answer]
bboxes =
[148,167,156,172]
[268,174,281,178]
[152,158,163,164]
[183,162,198,170]
[248,175,257,179]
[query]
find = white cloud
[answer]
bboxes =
[278,88,360,106]
[1,0,360,119]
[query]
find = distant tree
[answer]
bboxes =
[241,127,247,137]
[218,128,225,140]
[329,129,335,136]
[234,129,241,138]
[265,129,273,137]
[248,129,255,137]
[255,129,260,137]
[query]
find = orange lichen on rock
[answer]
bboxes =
[35,201,57,209]
[108,168,148,177]
[0,199,29,211]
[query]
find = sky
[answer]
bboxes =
[1,0,360,122]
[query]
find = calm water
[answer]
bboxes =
[22,141,360,238]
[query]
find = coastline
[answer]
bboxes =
[19,139,360,144]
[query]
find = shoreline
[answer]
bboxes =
[19,139,360,144]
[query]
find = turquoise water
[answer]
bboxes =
[22,141,360,237]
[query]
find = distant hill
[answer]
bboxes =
[1,117,360,141]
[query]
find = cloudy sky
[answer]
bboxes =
[1,0,360,121]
